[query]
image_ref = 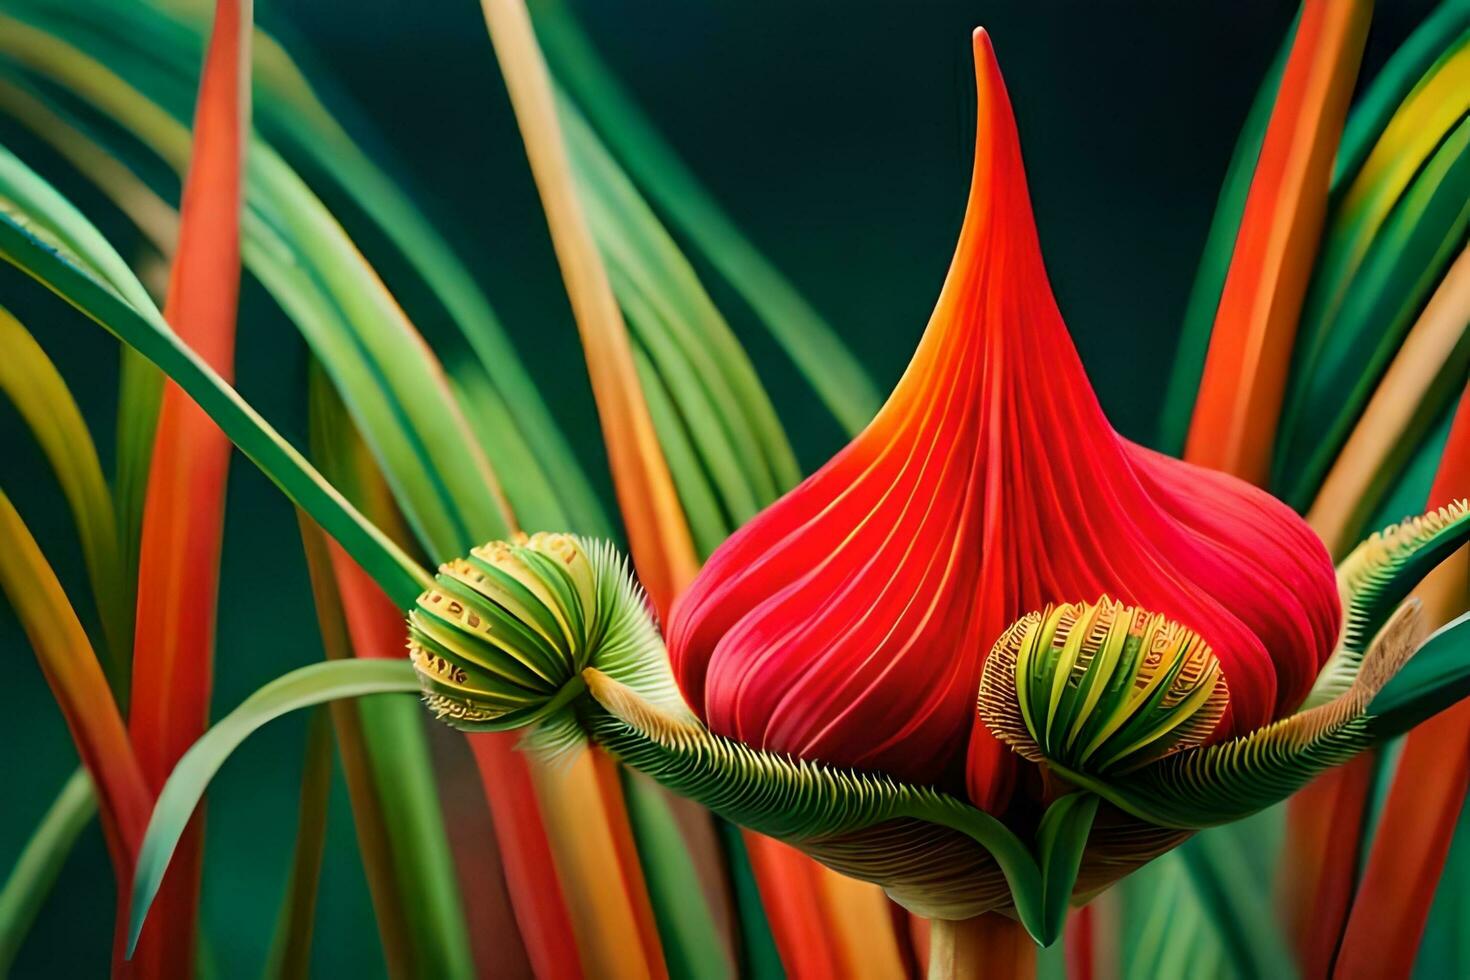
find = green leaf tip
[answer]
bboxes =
[127,659,419,958]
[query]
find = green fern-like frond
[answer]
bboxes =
[1071,602,1423,828]
[1305,500,1470,708]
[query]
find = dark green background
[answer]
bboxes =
[0,1,1435,974]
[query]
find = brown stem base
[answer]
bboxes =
[927,914,1036,980]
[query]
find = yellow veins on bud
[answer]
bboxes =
[408,532,599,731]
[979,598,1229,776]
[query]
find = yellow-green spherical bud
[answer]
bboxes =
[408,532,601,731]
[408,533,688,757]
[978,598,1228,776]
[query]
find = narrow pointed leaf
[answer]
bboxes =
[1037,794,1099,945]
[0,164,429,605]
[0,487,151,888]
[479,0,697,619]
[263,709,333,979]
[1159,12,1296,454]
[1306,246,1470,554]
[127,3,250,971]
[0,305,128,686]
[1279,115,1470,507]
[1331,396,1470,974]
[1185,0,1371,482]
[126,660,421,956]
[531,0,881,435]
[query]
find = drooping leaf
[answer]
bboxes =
[0,163,429,605]
[578,668,1049,943]
[126,659,422,956]
[0,305,128,688]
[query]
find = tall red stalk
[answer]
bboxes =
[126,1,249,975]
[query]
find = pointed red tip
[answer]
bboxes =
[968,26,1021,184]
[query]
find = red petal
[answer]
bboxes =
[668,31,1340,809]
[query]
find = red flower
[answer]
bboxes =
[666,30,1340,811]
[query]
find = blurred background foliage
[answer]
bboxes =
[0,0,1441,973]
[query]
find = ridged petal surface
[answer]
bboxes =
[667,31,1340,810]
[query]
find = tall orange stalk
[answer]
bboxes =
[1184,0,1371,484]
[126,0,249,975]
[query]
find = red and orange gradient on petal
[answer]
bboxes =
[667,30,1341,812]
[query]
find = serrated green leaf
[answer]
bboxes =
[1368,610,1470,738]
[1308,501,1470,708]
[578,668,1050,942]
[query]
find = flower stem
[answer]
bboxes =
[927,914,1036,980]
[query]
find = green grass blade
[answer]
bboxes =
[0,164,429,606]
[1277,115,1470,507]
[0,10,514,559]
[1368,610,1470,738]
[0,305,129,688]
[247,24,609,536]
[296,513,417,976]
[126,659,421,957]
[263,709,333,979]
[531,0,881,436]
[0,768,96,973]
[1175,823,1296,980]
[1333,1,1470,193]
[1158,12,1296,455]
[355,695,477,979]
[633,346,729,557]
[563,94,800,502]
[619,769,734,980]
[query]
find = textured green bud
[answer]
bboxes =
[408,532,688,756]
[978,598,1228,776]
